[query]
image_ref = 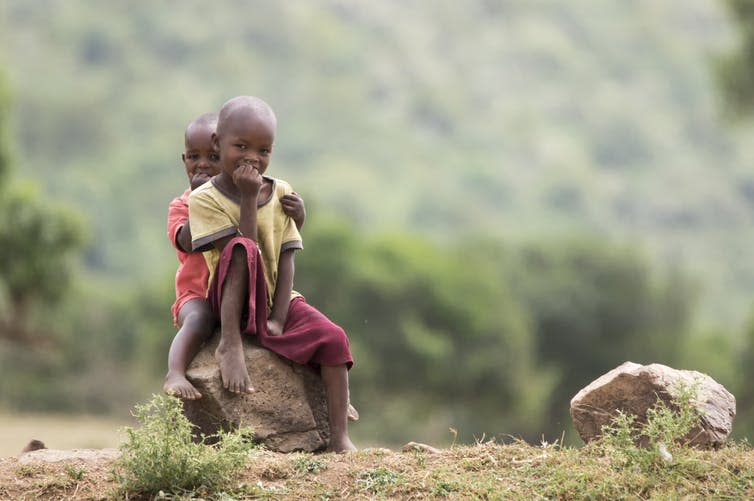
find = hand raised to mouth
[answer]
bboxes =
[232,162,263,197]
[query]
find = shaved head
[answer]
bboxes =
[217,96,276,135]
[185,112,218,141]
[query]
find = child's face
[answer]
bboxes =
[214,110,275,178]
[182,123,222,190]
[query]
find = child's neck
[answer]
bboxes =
[214,173,238,196]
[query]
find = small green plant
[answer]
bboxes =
[14,464,43,478]
[357,466,402,494]
[433,479,461,497]
[112,394,256,497]
[64,463,86,481]
[598,383,701,472]
[293,456,327,474]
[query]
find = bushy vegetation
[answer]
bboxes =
[112,394,256,498]
[598,385,701,471]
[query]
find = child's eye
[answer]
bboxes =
[236,144,246,150]
[210,154,220,161]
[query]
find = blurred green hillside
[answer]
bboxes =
[1,0,754,445]
[2,0,752,325]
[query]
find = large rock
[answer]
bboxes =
[183,333,329,452]
[570,361,735,448]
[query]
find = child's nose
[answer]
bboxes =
[242,155,260,167]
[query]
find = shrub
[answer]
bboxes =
[596,384,700,472]
[112,394,255,497]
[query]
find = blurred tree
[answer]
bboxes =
[717,0,754,442]
[734,308,754,437]
[0,71,9,180]
[718,0,754,116]
[0,183,85,342]
[295,217,554,444]
[0,70,86,343]
[509,238,695,435]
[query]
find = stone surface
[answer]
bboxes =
[402,442,442,454]
[570,361,736,448]
[184,333,329,453]
[18,448,120,463]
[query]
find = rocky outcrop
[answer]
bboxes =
[570,361,735,448]
[183,333,329,453]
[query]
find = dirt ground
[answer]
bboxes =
[0,448,122,501]
[0,443,448,501]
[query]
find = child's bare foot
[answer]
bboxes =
[347,403,359,421]
[164,371,202,400]
[327,435,357,453]
[215,337,254,394]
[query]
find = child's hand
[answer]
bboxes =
[281,192,306,230]
[266,318,284,337]
[233,163,263,197]
[190,172,212,191]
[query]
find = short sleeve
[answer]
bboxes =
[276,181,303,252]
[167,191,189,251]
[189,188,238,251]
[280,215,303,252]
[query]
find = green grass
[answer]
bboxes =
[113,391,754,500]
[6,391,754,500]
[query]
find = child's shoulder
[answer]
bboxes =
[169,188,192,209]
[188,180,218,201]
[268,176,294,195]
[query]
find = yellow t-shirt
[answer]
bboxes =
[188,176,303,308]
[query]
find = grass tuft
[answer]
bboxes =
[356,466,402,494]
[111,394,256,498]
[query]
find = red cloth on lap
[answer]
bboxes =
[208,237,353,369]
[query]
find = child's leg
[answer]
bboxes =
[164,299,215,399]
[215,244,254,394]
[321,364,357,452]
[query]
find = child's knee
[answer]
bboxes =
[231,244,247,262]
[184,309,215,332]
[225,239,260,271]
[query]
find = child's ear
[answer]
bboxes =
[181,153,186,163]
[211,132,220,152]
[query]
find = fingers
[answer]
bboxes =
[280,194,304,211]
[281,193,303,202]
[233,164,260,181]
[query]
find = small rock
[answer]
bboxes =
[18,448,120,463]
[402,442,442,454]
[570,361,736,448]
[20,439,46,453]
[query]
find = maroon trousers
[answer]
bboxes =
[208,237,353,369]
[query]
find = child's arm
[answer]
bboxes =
[168,195,193,252]
[207,164,264,254]
[234,164,263,241]
[280,192,306,231]
[175,222,192,253]
[266,249,295,336]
